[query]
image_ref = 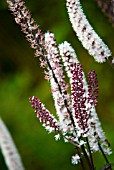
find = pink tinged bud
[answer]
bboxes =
[15,17,21,24]
[39,57,47,68]
[35,50,43,57]
[32,24,38,30]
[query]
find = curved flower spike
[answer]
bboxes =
[66,0,112,62]
[29,96,59,133]
[0,118,25,170]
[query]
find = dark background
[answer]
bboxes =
[0,0,114,169]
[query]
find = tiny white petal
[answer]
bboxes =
[72,154,80,164]
[55,134,61,141]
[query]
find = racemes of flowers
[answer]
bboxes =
[0,118,25,170]
[30,33,112,169]
[5,0,113,170]
[66,0,112,63]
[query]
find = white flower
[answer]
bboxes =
[72,154,80,164]
[79,140,86,146]
[103,148,112,155]
[112,58,114,63]
[44,126,55,133]
[64,138,69,143]
[55,134,61,141]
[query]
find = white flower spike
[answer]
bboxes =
[0,118,24,170]
[66,0,111,62]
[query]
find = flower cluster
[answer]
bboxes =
[59,41,88,93]
[44,32,74,135]
[6,0,45,57]
[66,0,112,62]
[71,63,89,136]
[87,71,98,107]
[6,0,112,168]
[29,96,59,133]
[29,31,112,164]
[0,118,24,170]
[59,41,79,79]
[59,42,111,154]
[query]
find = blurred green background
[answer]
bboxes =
[0,0,114,169]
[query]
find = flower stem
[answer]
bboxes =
[86,137,95,170]
[76,147,85,170]
[81,145,93,170]
[98,142,112,170]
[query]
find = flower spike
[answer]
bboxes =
[29,96,59,133]
[59,41,88,93]
[88,70,99,107]
[0,118,25,170]
[6,0,112,168]
[71,63,89,136]
[66,0,111,62]
[6,0,45,57]
[44,32,74,134]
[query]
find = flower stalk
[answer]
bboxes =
[5,0,113,169]
[0,118,25,170]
